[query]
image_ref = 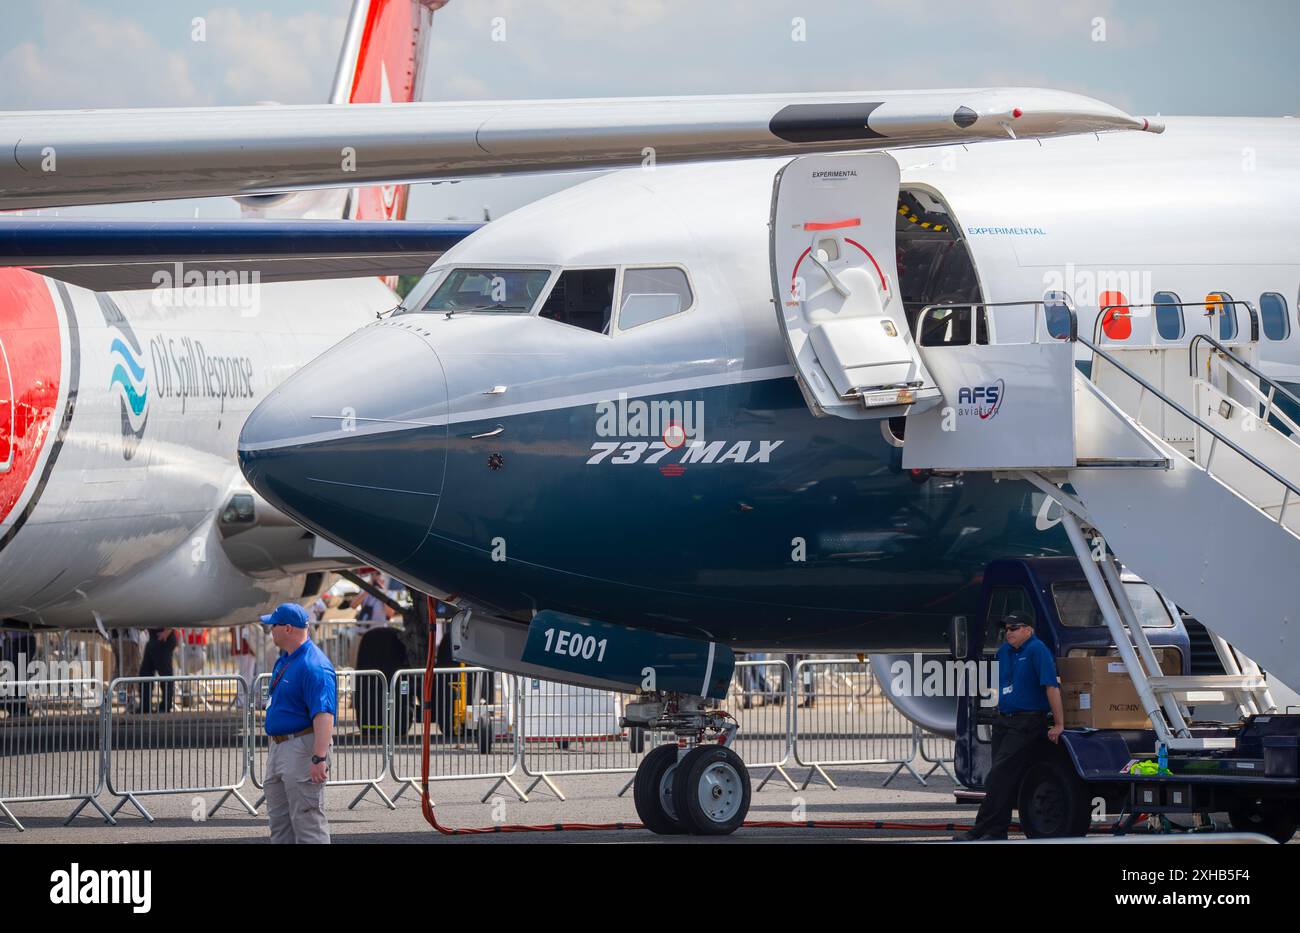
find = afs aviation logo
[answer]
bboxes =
[957,379,1005,421]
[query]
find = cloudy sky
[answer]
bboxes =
[3,0,1296,219]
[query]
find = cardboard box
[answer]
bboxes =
[1057,657,1150,729]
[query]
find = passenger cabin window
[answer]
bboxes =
[539,268,616,334]
[1206,292,1236,341]
[617,267,693,330]
[1261,292,1290,341]
[419,268,550,314]
[1043,291,1074,340]
[1153,291,1184,341]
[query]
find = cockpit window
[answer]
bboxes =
[618,267,693,330]
[420,268,550,314]
[538,268,616,334]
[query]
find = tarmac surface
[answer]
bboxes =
[4,759,977,844]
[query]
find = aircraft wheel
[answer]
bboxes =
[1017,759,1092,838]
[628,726,645,754]
[1228,797,1297,843]
[633,744,688,835]
[672,745,750,836]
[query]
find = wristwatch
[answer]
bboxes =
[311,754,328,765]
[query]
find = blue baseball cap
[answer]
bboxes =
[260,602,311,628]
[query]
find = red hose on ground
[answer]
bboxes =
[417,597,991,837]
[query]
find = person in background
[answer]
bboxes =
[310,593,333,622]
[737,652,772,709]
[183,627,209,675]
[1,630,37,717]
[231,624,258,708]
[353,574,393,629]
[783,653,816,708]
[110,628,144,712]
[138,628,178,713]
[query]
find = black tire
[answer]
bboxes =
[477,718,494,755]
[1017,758,1093,838]
[672,745,751,836]
[633,744,689,835]
[628,726,645,754]
[1228,797,1298,843]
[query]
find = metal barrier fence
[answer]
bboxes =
[388,667,524,803]
[792,658,923,789]
[0,678,112,831]
[1,658,956,831]
[916,725,956,782]
[105,675,255,821]
[517,677,648,800]
[727,659,797,791]
[250,669,393,812]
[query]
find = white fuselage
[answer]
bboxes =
[0,272,394,629]
[7,115,1299,632]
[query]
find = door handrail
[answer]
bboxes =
[915,299,1077,346]
[1093,299,1259,347]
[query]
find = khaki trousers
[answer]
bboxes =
[265,733,330,844]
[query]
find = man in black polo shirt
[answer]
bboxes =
[956,610,1064,841]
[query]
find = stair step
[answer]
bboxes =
[1073,457,1170,469]
[1147,674,1269,692]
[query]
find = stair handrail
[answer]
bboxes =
[1092,298,1259,347]
[1080,335,1300,529]
[914,299,1077,346]
[1188,332,1300,437]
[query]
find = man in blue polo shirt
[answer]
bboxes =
[956,610,1065,840]
[261,603,337,844]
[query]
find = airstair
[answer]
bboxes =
[900,296,1300,751]
[767,153,1298,753]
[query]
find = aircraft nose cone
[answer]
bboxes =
[239,321,448,565]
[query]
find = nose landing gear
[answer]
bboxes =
[628,692,752,836]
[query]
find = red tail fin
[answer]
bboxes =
[336,0,443,221]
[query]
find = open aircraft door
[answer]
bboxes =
[770,153,941,420]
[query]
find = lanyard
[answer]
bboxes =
[269,659,291,695]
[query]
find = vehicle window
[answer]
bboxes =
[1043,291,1073,340]
[1261,292,1290,342]
[419,268,550,314]
[618,267,692,330]
[1052,581,1174,628]
[985,586,1036,649]
[1153,291,1183,340]
[539,269,617,334]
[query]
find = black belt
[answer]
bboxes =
[998,710,1047,718]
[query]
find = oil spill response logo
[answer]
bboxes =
[587,393,782,475]
[98,295,148,460]
[957,379,1005,421]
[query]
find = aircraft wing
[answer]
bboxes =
[0,217,480,290]
[0,88,1159,210]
